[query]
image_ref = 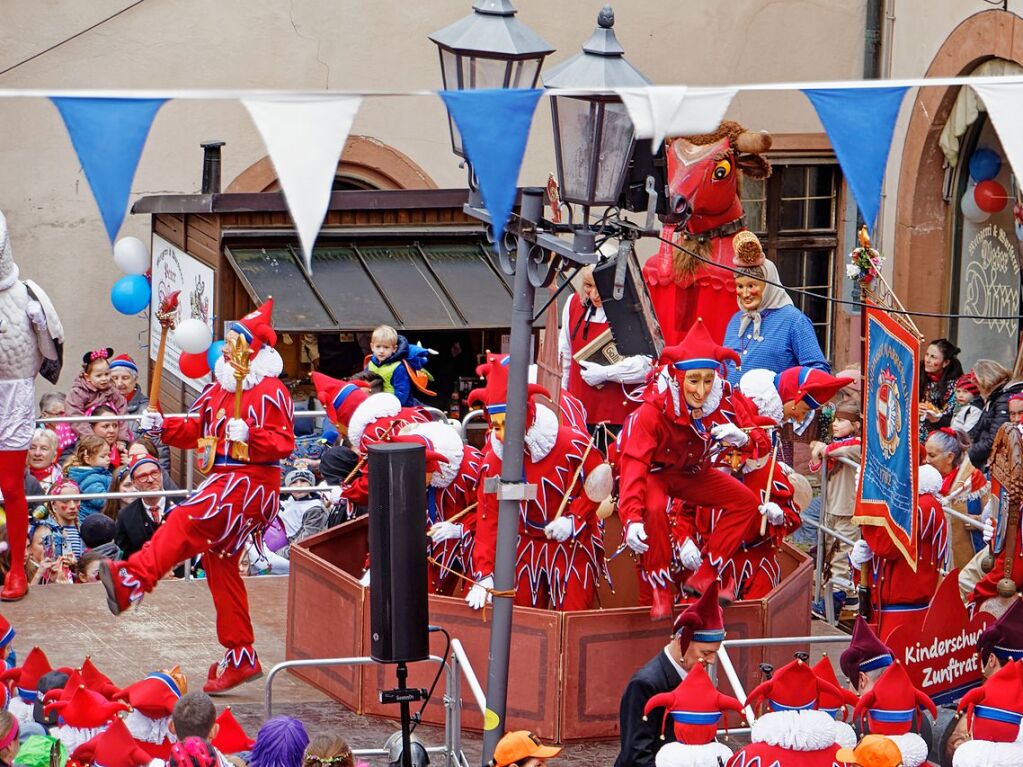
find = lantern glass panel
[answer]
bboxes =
[554,97,635,206]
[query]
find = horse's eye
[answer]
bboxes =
[713,158,732,180]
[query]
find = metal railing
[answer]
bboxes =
[265,639,484,767]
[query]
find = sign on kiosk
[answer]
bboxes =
[149,235,215,391]
[885,572,992,705]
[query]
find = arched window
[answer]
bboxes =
[949,113,1022,370]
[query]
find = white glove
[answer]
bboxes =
[850,539,873,566]
[679,538,702,571]
[544,517,574,542]
[981,497,998,524]
[710,422,748,447]
[466,576,494,610]
[359,570,371,587]
[226,418,249,443]
[26,300,46,329]
[429,521,463,543]
[602,355,653,385]
[983,518,996,544]
[578,360,609,387]
[139,410,164,432]
[759,502,785,526]
[328,486,344,506]
[625,522,649,554]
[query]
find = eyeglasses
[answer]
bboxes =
[132,470,162,483]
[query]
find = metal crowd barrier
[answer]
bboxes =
[265,638,484,767]
[811,454,986,625]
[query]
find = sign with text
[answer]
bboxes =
[855,304,919,567]
[886,571,991,706]
[149,235,215,392]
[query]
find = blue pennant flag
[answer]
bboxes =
[440,89,542,247]
[802,87,907,233]
[51,97,166,242]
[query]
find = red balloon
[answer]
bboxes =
[178,350,210,379]
[975,179,1008,214]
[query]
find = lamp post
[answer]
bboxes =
[430,5,652,762]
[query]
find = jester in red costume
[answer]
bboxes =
[99,299,295,694]
[311,373,432,508]
[465,353,611,612]
[851,464,949,642]
[727,657,852,767]
[848,661,935,767]
[617,319,768,620]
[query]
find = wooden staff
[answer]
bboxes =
[552,429,602,521]
[228,334,251,461]
[992,425,1023,598]
[758,440,781,536]
[147,291,180,410]
[341,419,410,485]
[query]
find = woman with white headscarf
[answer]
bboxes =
[721,231,829,386]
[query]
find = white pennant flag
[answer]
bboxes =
[616,86,738,149]
[617,86,687,151]
[972,83,1023,185]
[669,87,738,135]
[243,95,362,273]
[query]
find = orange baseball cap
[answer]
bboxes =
[835,734,904,767]
[491,731,562,767]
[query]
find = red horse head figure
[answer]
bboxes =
[643,121,772,344]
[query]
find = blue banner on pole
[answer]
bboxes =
[439,89,542,247]
[803,87,907,234]
[51,97,166,242]
[855,305,919,567]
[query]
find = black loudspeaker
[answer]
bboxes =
[593,249,665,359]
[368,443,430,664]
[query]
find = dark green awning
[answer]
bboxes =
[225,238,545,332]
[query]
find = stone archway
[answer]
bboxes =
[226,134,438,192]
[893,10,1023,343]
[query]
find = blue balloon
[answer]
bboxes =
[969,148,1001,183]
[110,274,151,315]
[207,339,226,371]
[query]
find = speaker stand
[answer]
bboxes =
[380,661,427,767]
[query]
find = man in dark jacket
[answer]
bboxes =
[114,455,172,558]
[969,370,1023,468]
[615,582,726,767]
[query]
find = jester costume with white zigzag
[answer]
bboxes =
[470,354,610,611]
[101,299,294,694]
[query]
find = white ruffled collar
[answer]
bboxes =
[738,368,784,424]
[214,346,283,392]
[123,708,174,744]
[953,738,1023,767]
[887,732,928,767]
[403,421,464,488]
[490,404,559,462]
[348,392,401,453]
[750,709,842,752]
[653,740,733,767]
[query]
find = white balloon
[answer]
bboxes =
[174,318,213,354]
[113,237,151,275]
[961,186,991,224]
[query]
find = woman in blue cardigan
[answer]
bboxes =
[722,231,830,387]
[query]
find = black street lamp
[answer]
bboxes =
[430,6,657,764]
[544,6,650,216]
[428,0,554,158]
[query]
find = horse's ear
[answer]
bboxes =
[736,154,772,179]
[735,130,772,154]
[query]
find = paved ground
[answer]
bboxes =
[4,576,847,765]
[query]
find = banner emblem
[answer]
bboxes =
[875,368,902,458]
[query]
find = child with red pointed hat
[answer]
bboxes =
[729,656,854,767]
[850,661,934,767]
[465,353,611,612]
[0,646,58,727]
[46,684,129,752]
[98,298,296,695]
[616,583,726,767]
[616,319,771,619]
[811,654,859,750]
[118,668,186,761]
[851,464,949,642]
[213,706,255,754]
[954,659,1023,766]
[643,662,742,767]
[71,717,153,767]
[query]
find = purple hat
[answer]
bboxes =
[840,617,894,685]
[978,598,1023,664]
[249,716,309,767]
